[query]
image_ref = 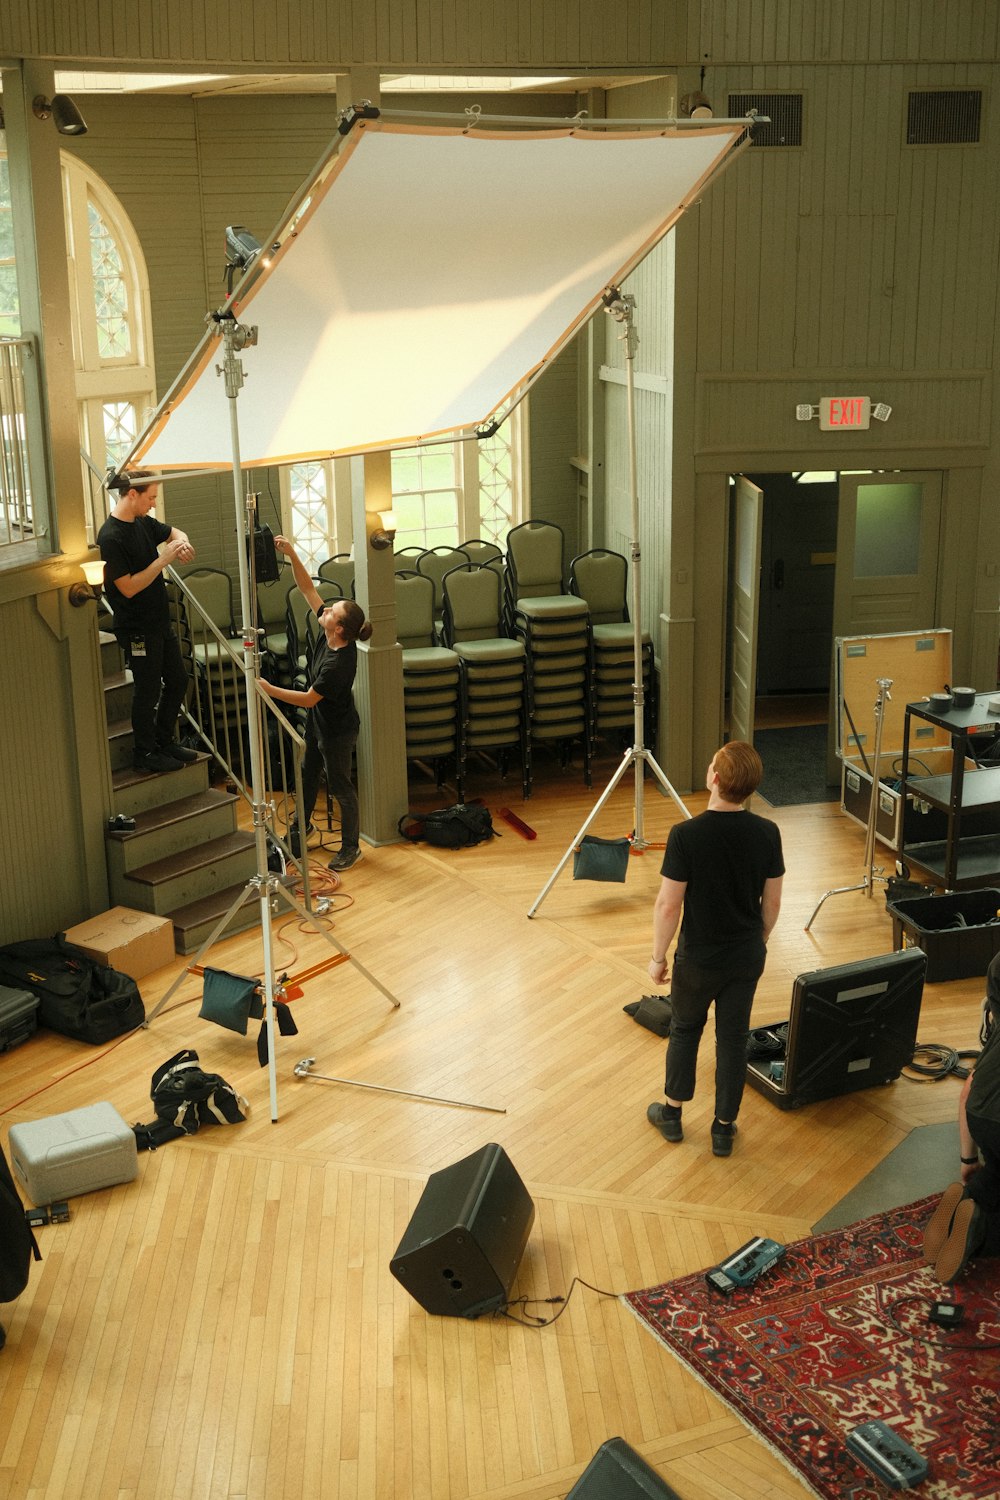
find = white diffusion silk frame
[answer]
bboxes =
[134,119,746,470]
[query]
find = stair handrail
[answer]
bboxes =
[165,566,315,905]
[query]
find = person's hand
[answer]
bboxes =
[259,678,275,697]
[165,537,191,563]
[273,535,295,558]
[648,957,668,985]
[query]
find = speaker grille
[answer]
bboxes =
[907,90,982,145]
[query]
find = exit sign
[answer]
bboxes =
[819,396,871,431]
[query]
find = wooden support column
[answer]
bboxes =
[350,452,408,844]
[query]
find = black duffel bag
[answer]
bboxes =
[0,934,145,1044]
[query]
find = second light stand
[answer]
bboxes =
[528,287,691,919]
[805,675,893,930]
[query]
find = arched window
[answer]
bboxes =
[61,154,155,537]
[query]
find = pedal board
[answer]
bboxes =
[705,1236,785,1295]
[845,1420,928,1490]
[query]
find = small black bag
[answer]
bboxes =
[133,1049,250,1150]
[623,994,673,1037]
[0,1142,41,1302]
[398,803,497,848]
[573,834,630,882]
[0,935,145,1044]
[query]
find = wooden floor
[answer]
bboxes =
[0,752,982,1500]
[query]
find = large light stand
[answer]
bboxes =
[528,288,691,919]
[145,310,404,1121]
[805,676,893,930]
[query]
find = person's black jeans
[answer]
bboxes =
[965,1110,1000,1254]
[664,948,766,1122]
[118,629,189,759]
[301,716,360,851]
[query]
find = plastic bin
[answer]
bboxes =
[887,888,1000,982]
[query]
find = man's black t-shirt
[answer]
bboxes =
[309,628,360,738]
[661,809,785,967]
[969,1020,1000,1126]
[97,513,172,634]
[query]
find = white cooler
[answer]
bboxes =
[8,1101,138,1205]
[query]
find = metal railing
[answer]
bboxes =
[0,337,38,551]
[165,569,314,906]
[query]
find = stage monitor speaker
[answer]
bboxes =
[566,1437,682,1498]
[389,1142,534,1319]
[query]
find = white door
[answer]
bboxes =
[729,475,764,745]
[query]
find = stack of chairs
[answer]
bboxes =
[317,553,355,599]
[180,566,248,745]
[417,545,468,636]
[396,571,462,789]
[441,563,530,799]
[504,520,592,785]
[569,548,656,747]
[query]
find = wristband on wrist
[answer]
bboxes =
[961,1154,979,1164]
[651,956,666,965]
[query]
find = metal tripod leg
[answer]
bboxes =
[144,878,260,1025]
[269,878,400,1010]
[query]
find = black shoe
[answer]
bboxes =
[289,822,315,859]
[923,1182,966,1265]
[711,1119,738,1157]
[133,751,182,774]
[158,740,199,763]
[329,846,364,872]
[935,1198,985,1282]
[647,1101,683,1143]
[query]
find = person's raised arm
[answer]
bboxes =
[274,535,322,615]
[112,535,192,598]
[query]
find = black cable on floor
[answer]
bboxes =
[902,1044,981,1082]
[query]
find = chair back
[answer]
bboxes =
[442,563,505,644]
[318,553,355,598]
[181,567,236,634]
[394,546,426,574]
[505,520,565,601]
[395,572,436,649]
[459,539,503,575]
[418,546,468,615]
[569,548,629,624]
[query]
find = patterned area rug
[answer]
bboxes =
[625,1198,1000,1499]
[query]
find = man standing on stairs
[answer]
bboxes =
[98,470,199,775]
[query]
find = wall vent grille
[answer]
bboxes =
[907,90,981,145]
[728,93,803,147]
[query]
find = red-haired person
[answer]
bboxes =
[259,537,371,872]
[646,741,784,1156]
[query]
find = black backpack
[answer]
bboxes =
[0,935,145,1044]
[0,1142,41,1302]
[398,803,497,849]
[133,1049,249,1150]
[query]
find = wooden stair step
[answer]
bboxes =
[125,829,256,887]
[105,787,240,842]
[169,881,263,954]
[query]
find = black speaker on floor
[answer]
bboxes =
[566,1437,683,1498]
[389,1143,535,1318]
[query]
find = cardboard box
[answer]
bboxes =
[64,906,174,980]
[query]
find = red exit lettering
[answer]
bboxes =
[830,398,862,426]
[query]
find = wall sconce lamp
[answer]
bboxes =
[32,93,89,137]
[679,91,714,119]
[69,558,106,607]
[369,510,397,551]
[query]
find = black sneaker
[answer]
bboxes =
[329,846,364,872]
[159,740,199,763]
[711,1119,738,1157]
[647,1101,683,1143]
[133,751,182,774]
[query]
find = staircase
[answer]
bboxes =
[101,630,261,955]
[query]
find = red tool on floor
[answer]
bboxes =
[499,807,537,839]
